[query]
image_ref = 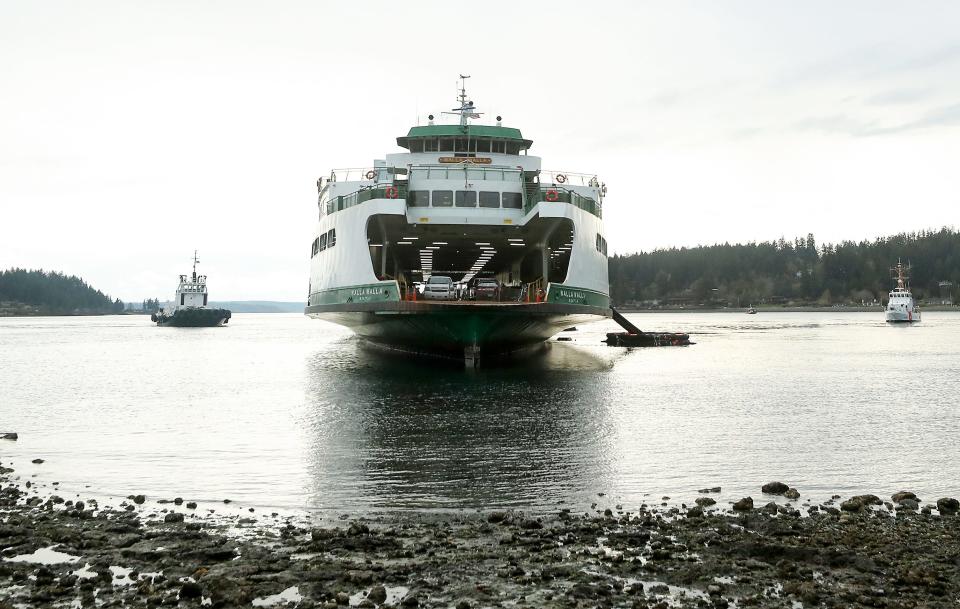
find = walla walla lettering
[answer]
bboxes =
[558,289,586,301]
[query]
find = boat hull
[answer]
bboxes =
[305,301,608,357]
[885,310,920,323]
[153,308,232,327]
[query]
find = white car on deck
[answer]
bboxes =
[423,275,456,300]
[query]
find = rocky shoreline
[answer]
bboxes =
[2,464,959,608]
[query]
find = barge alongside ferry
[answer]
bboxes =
[305,80,610,364]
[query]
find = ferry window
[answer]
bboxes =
[476,140,491,153]
[502,192,522,209]
[311,238,319,257]
[455,190,477,207]
[409,140,423,153]
[328,228,336,247]
[180,294,185,305]
[479,191,500,208]
[423,138,438,152]
[438,138,454,151]
[506,143,521,155]
[432,190,453,207]
[492,141,506,154]
[409,190,429,207]
[319,233,327,251]
[203,294,208,306]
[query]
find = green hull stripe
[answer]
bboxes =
[546,284,610,308]
[309,282,400,306]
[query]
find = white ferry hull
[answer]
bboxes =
[306,86,611,362]
[885,310,920,323]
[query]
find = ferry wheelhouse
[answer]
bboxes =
[305,80,610,363]
[885,260,921,323]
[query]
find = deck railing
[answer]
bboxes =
[525,186,602,218]
[539,170,601,188]
[324,183,409,215]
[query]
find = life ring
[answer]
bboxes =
[545,189,559,202]
[555,173,567,184]
[365,170,376,180]
[385,185,399,199]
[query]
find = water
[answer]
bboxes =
[1,311,959,514]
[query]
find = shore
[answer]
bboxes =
[617,305,960,313]
[2,466,959,608]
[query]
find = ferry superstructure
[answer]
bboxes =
[885,260,921,323]
[305,80,610,364]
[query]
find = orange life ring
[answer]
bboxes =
[545,189,559,202]
[385,186,398,199]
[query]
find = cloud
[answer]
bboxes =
[865,87,935,106]
[794,101,960,137]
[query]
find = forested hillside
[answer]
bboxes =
[0,269,123,315]
[609,228,959,307]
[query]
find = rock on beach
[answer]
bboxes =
[761,481,790,495]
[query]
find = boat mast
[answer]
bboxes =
[444,75,482,128]
[192,250,199,282]
[891,259,911,292]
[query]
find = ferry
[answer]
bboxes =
[305,78,611,364]
[152,252,231,327]
[885,260,921,323]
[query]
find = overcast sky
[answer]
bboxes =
[2,1,958,301]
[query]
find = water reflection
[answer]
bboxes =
[302,340,621,511]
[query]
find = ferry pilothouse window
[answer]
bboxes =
[455,191,477,207]
[479,191,500,208]
[409,190,429,207]
[501,192,522,209]
[327,228,336,247]
[476,139,491,153]
[319,233,327,251]
[438,138,454,151]
[432,190,453,207]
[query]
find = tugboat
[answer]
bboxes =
[885,260,921,323]
[152,252,231,327]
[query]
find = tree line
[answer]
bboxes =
[0,268,123,315]
[609,227,960,307]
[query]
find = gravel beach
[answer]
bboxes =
[2,464,958,608]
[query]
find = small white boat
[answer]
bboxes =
[885,260,920,323]
[746,306,757,315]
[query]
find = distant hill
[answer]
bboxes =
[208,301,305,313]
[0,268,123,316]
[610,227,960,307]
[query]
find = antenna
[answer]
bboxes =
[442,74,483,128]
[192,250,199,282]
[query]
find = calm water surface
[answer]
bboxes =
[1,312,958,514]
